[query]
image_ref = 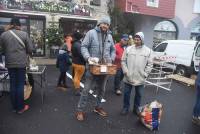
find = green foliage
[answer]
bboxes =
[112,34,121,42]
[107,0,135,37]
[46,21,63,47]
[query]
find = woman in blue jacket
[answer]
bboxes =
[56,46,71,90]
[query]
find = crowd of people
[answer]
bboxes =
[0,16,200,126]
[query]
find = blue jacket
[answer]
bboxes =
[56,50,71,72]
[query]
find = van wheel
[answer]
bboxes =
[176,66,190,77]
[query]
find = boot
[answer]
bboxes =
[74,89,81,96]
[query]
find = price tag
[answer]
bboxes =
[100,65,107,73]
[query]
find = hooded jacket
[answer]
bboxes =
[121,32,153,86]
[81,26,115,63]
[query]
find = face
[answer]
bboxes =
[121,39,128,46]
[134,37,142,46]
[99,23,109,32]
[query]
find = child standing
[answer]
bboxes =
[56,46,71,90]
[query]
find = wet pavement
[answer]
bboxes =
[0,65,200,134]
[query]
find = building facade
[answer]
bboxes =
[0,0,110,57]
[115,0,200,47]
[115,0,176,47]
[172,0,200,40]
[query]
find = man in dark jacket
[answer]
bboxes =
[71,31,85,96]
[0,18,34,114]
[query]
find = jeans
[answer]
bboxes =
[8,68,26,111]
[123,82,144,111]
[114,68,124,91]
[77,70,108,112]
[193,71,200,117]
[57,72,66,86]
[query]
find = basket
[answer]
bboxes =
[89,64,117,75]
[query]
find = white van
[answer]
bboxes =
[153,40,200,77]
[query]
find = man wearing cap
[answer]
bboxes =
[120,32,153,115]
[0,18,33,114]
[113,34,128,95]
[75,16,115,121]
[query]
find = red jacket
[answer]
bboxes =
[114,43,125,69]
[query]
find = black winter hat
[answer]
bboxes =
[73,32,83,40]
[10,18,21,26]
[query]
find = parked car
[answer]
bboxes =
[153,40,200,77]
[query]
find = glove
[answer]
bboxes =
[88,57,99,64]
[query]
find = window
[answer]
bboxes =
[191,22,200,40]
[147,0,159,8]
[90,0,101,6]
[153,43,167,52]
[153,21,177,47]
[193,0,200,13]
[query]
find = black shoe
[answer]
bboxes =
[133,109,140,116]
[75,90,81,96]
[120,108,128,115]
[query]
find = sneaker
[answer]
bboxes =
[76,111,85,121]
[17,105,29,114]
[192,116,200,126]
[115,90,122,95]
[120,108,129,115]
[94,107,108,117]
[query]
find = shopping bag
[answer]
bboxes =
[140,100,163,131]
[24,84,32,100]
[24,74,32,100]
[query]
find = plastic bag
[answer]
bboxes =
[140,100,163,131]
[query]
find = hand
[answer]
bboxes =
[88,57,99,64]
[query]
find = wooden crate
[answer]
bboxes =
[89,64,117,75]
[166,74,195,86]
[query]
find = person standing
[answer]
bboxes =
[192,35,200,126]
[113,34,129,95]
[71,31,85,96]
[56,46,72,90]
[128,35,134,46]
[120,32,153,115]
[64,33,73,53]
[0,18,34,113]
[192,66,200,126]
[75,16,116,121]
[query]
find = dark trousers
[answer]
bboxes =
[57,72,66,86]
[8,68,26,111]
[114,68,124,91]
[193,70,200,117]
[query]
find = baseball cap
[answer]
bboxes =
[121,34,129,41]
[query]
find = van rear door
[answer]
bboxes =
[193,42,200,72]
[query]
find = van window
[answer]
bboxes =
[195,43,200,57]
[153,43,167,52]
